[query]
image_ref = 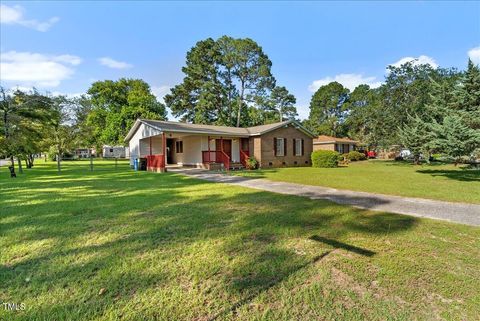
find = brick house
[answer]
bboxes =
[124,119,315,172]
[313,135,359,154]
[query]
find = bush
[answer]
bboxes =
[311,150,340,168]
[245,156,258,170]
[346,151,366,161]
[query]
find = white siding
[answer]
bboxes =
[128,123,162,166]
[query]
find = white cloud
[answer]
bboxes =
[0,4,59,32]
[0,51,82,87]
[308,73,382,92]
[468,46,480,65]
[98,57,132,69]
[151,85,171,102]
[388,55,438,70]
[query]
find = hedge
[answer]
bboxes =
[311,150,340,168]
[345,151,366,161]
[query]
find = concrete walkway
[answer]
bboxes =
[168,168,480,227]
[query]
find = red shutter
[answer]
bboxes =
[284,138,287,156]
[293,139,296,156]
[301,139,304,156]
[274,138,277,156]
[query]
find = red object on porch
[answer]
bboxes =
[146,154,165,172]
[201,150,230,170]
[240,150,249,167]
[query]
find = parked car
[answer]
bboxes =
[366,150,377,159]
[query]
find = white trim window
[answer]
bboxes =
[275,138,285,156]
[295,138,302,156]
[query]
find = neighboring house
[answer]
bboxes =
[103,145,129,158]
[75,148,95,159]
[124,119,315,172]
[313,135,358,154]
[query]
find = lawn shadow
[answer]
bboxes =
[1,164,420,320]
[416,168,480,182]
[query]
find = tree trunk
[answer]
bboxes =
[57,147,61,173]
[17,157,23,174]
[10,156,15,169]
[236,82,245,127]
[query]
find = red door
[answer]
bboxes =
[216,139,232,159]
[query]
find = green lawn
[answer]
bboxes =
[233,160,480,204]
[1,161,479,321]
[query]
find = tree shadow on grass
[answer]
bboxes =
[416,169,480,182]
[1,167,419,321]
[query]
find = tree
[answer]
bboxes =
[455,59,480,130]
[343,84,381,145]
[87,79,167,145]
[307,82,349,136]
[265,86,297,122]
[0,87,51,172]
[227,37,275,127]
[165,38,228,125]
[165,36,276,127]
[398,114,435,164]
[42,96,77,173]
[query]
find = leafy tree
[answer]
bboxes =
[226,37,275,127]
[306,81,349,136]
[344,84,381,144]
[0,87,51,172]
[87,79,166,145]
[165,38,228,124]
[165,36,276,127]
[455,59,480,130]
[264,86,297,122]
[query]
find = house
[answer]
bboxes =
[313,135,358,154]
[75,148,95,159]
[124,119,315,172]
[102,145,129,158]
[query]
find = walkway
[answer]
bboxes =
[168,168,480,226]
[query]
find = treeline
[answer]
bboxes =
[1,36,479,173]
[0,79,166,172]
[304,60,480,163]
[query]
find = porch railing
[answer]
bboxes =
[202,150,230,171]
[240,150,249,168]
[146,154,165,171]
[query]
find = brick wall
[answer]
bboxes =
[251,124,313,168]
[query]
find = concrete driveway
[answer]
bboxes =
[168,168,480,227]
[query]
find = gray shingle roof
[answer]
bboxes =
[125,119,315,141]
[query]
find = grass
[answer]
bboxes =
[1,160,479,321]
[232,160,480,204]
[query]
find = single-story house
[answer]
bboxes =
[75,148,95,159]
[124,119,315,172]
[103,145,129,158]
[313,135,359,154]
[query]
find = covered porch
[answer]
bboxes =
[137,132,250,172]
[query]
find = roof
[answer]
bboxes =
[125,119,315,142]
[313,135,358,144]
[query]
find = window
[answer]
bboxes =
[294,138,303,156]
[109,148,113,153]
[175,141,183,153]
[274,138,285,156]
[337,144,344,154]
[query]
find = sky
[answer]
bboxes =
[1,1,479,120]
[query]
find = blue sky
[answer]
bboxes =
[1,1,479,119]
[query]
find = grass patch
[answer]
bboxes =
[233,160,480,204]
[1,160,479,320]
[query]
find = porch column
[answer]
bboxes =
[162,132,166,172]
[149,137,152,155]
[207,135,211,163]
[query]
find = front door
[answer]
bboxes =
[215,139,232,159]
[166,138,174,164]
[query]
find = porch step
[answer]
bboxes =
[229,162,244,170]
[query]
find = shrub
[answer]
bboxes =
[311,150,340,168]
[346,151,366,161]
[245,156,258,170]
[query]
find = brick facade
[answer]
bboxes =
[250,123,313,168]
